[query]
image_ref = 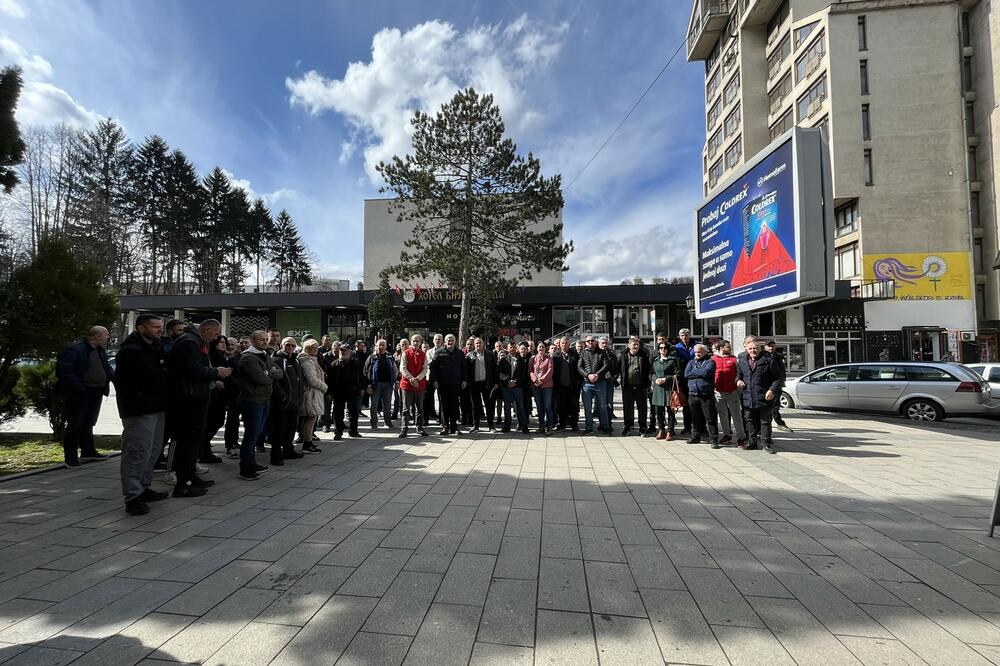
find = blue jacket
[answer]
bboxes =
[683,356,716,397]
[56,339,114,395]
[364,352,398,385]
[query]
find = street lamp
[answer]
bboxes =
[685,295,695,315]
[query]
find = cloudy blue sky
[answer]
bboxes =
[1,0,706,286]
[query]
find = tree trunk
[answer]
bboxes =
[458,287,472,344]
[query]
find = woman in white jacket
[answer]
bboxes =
[298,339,328,453]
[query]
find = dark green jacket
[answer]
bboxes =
[238,350,283,403]
[651,354,680,407]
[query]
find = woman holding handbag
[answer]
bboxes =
[651,341,681,440]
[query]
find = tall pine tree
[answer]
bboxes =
[245,197,274,292]
[132,135,170,291]
[0,66,25,194]
[162,149,203,293]
[193,167,232,292]
[268,209,311,292]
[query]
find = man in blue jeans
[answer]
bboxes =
[578,335,610,434]
[497,347,529,433]
[56,326,115,468]
[363,338,397,430]
[236,330,283,480]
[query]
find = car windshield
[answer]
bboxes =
[949,365,985,382]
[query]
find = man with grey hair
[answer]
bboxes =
[683,343,719,448]
[424,333,444,424]
[430,334,467,435]
[675,327,697,436]
[363,338,397,431]
[56,325,116,468]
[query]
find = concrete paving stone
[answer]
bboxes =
[389,482,430,505]
[295,499,356,526]
[818,538,918,582]
[574,500,613,527]
[538,557,589,612]
[711,549,794,599]
[242,523,323,562]
[533,609,598,665]
[66,612,194,666]
[685,516,747,551]
[246,542,335,591]
[23,549,152,603]
[861,603,994,665]
[469,642,533,665]
[117,536,222,580]
[0,599,52,633]
[478,578,537,646]
[542,498,577,525]
[256,564,354,626]
[836,636,926,666]
[798,554,905,605]
[603,491,642,515]
[408,492,454,518]
[233,508,304,541]
[494,536,540,580]
[459,520,506,555]
[541,522,582,559]
[337,631,412,665]
[622,544,685,591]
[679,565,764,628]
[429,475,466,494]
[435,552,497,606]
[0,570,70,607]
[202,621,300,666]
[320,528,390,567]
[304,513,368,545]
[41,530,153,572]
[451,484,488,507]
[511,486,543,510]
[403,603,481,665]
[655,529,717,568]
[271,594,378,666]
[878,581,1000,646]
[892,557,1000,614]
[712,625,797,666]
[475,496,512,523]
[346,490,396,516]
[640,588,728,665]
[363,502,416,531]
[504,508,542,539]
[362,571,443,636]
[485,471,518,498]
[380,516,436,550]
[638,501,686,531]
[0,545,80,584]
[775,572,893,638]
[404,531,464,574]
[585,560,645,618]
[431,505,477,534]
[579,525,626,563]
[972,644,1000,665]
[748,596,862,665]
[192,509,271,540]
[149,586,280,664]
[0,645,82,665]
[610,513,659,546]
[337,547,413,597]
[162,537,259,583]
[592,614,663,665]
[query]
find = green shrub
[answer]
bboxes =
[0,363,23,425]
[15,361,66,441]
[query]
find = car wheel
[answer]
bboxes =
[902,399,944,422]
[780,392,794,409]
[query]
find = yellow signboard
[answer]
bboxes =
[864,252,972,300]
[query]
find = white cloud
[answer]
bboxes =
[263,188,297,205]
[0,0,26,19]
[221,168,297,206]
[0,35,52,79]
[16,80,101,128]
[285,15,568,182]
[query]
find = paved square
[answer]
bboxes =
[2,411,1000,664]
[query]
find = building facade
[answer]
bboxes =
[687,0,1000,362]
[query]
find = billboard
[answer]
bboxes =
[864,252,972,301]
[694,128,833,319]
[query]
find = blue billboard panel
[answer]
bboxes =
[696,137,802,318]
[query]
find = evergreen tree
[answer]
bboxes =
[0,66,25,194]
[220,185,251,292]
[268,209,312,292]
[246,198,274,291]
[193,167,232,292]
[162,149,203,292]
[377,88,568,341]
[366,270,406,341]
[132,135,170,291]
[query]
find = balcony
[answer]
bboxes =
[687,0,730,61]
[851,279,896,300]
[743,0,786,26]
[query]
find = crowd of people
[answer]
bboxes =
[54,319,791,516]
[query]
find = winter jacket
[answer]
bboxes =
[271,350,305,411]
[364,352,398,386]
[552,350,581,387]
[56,339,114,396]
[603,349,619,384]
[675,341,696,384]
[529,354,554,388]
[577,348,608,384]
[298,353,328,417]
[400,348,428,392]
[498,353,530,389]
[113,331,167,417]
[736,352,786,409]
[238,349,283,403]
[651,354,681,407]
[683,356,717,398]
[329,356,365,397]
[166,328,222,400]
[465,350,497,386]
[430,347,467,387]
[617,349,652,387]
[713,354,740,394]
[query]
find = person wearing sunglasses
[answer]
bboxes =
[651,342,680,440]
[577,336,610,434]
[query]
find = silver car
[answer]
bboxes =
[966,363,1000,412]
[782,362,993,421]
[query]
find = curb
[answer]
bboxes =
[0,451,122,483]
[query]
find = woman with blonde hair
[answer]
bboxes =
[298,338,328,453]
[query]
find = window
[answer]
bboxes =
[692,317,722,338]
[977,285,987,320]
[969,146,979,181]
[906,366,954,382]
[707,128,724,159]
[835,242,860,279]
[971,191,981,227]
[814,332,864,367]
[835,201,859,237]
[767,0,790,44]
[708,158,724,189]
[962,57,973,92]
[769,73,792,115]
[725,139,743,169]
[706,38,722,74]
[857,16,867,51]
[974,238,984,273]
[966,101,976,136]
[814,115,829,137]
[770,110,793,140]
[853,365,902,381]
[861,104,871,140]
[767,34,791,80]
[707,68,721,101]
[864,148,874,185]
[811,366,850,382]
[961,12,971,48]
[724,105,741,138]
[795,32,826,82]
[860,60,869,95]
[794,21,819,49]
[723,73,741,106]
[707,99,722,130]
[797,75,827,120]
[750,310,788,337]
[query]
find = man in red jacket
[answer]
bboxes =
[713,340,746,446]
[399,334,428,438]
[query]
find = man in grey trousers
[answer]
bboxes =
[115,314,171,515]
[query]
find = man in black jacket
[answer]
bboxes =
[269,337,305,465]
[497,344,530,433]
[599,337,618,421]
[578,336,610,434]
[115,315,170,515]
[552,337,580,431]
[737,339,786,453]
[618,336,651,437]
[55,326,115,468]
[465,337,496,433]
[330,346,366,439]
[430,334,467,436]
[166,320,231,497]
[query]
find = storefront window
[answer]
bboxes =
[751,310,788,337]
[813,331,864,368]
[613,306,659,339]
[552,306,580,337]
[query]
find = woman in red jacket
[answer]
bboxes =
[399,334,428,438]
[529,341,555,434]
[713,340,746,446]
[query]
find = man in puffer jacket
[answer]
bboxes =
[736,338,785,454]
[683,344,719,448]
[269,337,305,466]
[713,340,745,447]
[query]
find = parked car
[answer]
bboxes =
[966,363,1000,412]
[781,362,993,421]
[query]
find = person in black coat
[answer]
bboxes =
[736,340,786,453]
[465,338,497,432]
[269,337,306,465]
[198,335,231,465]
[55,326,115,467]
[430,334,468,435]
[617,337,652,436]
[683,343,718,448]
[166,320,231,496]
[115,315,170,515]
[497,344,530,432]
[551,337,580,431]
[329,346,366,439]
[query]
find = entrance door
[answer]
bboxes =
[909,330,939,361]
